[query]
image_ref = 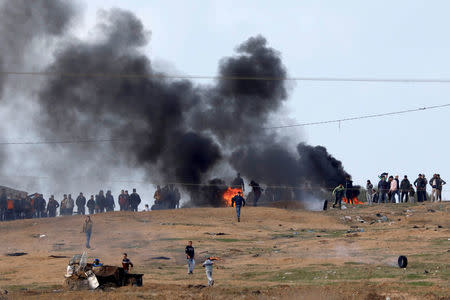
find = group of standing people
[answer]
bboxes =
[366,173,446,204]
[0,188,142,221]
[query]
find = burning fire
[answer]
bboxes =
[342,197,364,205]
[223,187,243,207]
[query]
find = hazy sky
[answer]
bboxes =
[79,0,450,198]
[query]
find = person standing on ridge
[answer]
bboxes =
[76,192,86,215]
[87,195,96,215]
[231,191,246,222]
[129,188,141,212]
[400,175,410,203]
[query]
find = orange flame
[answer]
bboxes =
[223,187,243,207]
[342,197,364,205]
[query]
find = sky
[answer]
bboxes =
[2,0,449,204]
[80,0,450,198]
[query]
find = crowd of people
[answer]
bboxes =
[332,173,446,209]
[0,188,142,221]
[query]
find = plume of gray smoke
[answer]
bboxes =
[1,6,352,206]
[0,0,75,96]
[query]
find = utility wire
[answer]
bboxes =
[0,104,448,145]
[265,103,450,129]
[4,70,450,83]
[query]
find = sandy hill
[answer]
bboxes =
[0,203,449,299]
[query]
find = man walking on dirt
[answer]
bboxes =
[185,241,195,275]
[231,191,246,222]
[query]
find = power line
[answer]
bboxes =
[264,103,450,129]
[0,103,447,145]
[4,70,450,83]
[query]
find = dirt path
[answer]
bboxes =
[0,203,448,299]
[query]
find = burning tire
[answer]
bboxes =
[398,255,408,268]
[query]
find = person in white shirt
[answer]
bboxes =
[202,257,214,286]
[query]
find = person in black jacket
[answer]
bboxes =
[87,195,96,215]
[378,176,389,204]
[185,241,195,275]
[400,176,410,203]
[76,192,86,215]
[249,180,263,207]
[129,189,141,212]
[231,191,246,222]
[0,189,6,221]
[414,174,427,202]
[47,195,59,218]
[436,174,446,202]
[105,190,115,212]
[344,176,353,204]
[95,190,105,213]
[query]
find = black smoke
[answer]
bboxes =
[3,5,353,206]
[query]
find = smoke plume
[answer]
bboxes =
[2,4,354,206]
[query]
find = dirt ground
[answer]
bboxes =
[0,202,448,299]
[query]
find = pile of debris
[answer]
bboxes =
[64,253,143,290]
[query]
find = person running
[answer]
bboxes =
[122,253,134,274]
[231,191,246,222]
[332,184,345,209]
[185,241,195,275]
[87,195,96,215]
[202,257,214,286]
[82,216,93,248]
